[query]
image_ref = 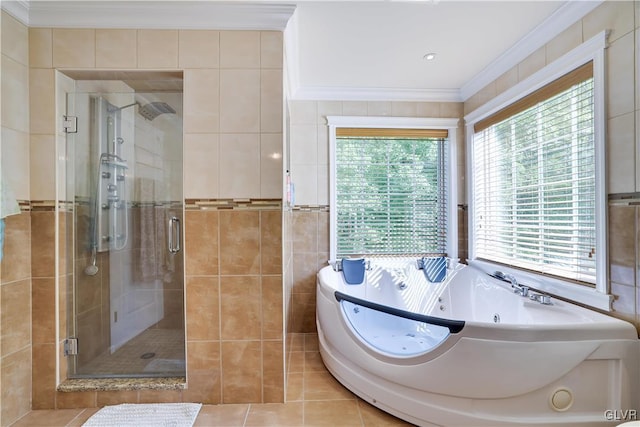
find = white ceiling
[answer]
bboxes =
[295,2,564,93]
[289,1,601,101]
[3,1,602,101]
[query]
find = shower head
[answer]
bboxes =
[111,101,176,121]
[138,102,176,121]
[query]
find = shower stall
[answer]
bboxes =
[65,80,185,378]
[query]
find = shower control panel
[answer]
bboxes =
[93,96,130,252]
[97,154,128,252]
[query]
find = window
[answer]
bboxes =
[465,32,609,310]
[328,117,458,262]
[473,62,595,283]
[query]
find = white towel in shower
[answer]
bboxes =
[136,203,158,282]
[134,177,158,283]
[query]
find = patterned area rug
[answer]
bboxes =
[83,403,202,427]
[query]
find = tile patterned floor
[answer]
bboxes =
[11,334,413,426]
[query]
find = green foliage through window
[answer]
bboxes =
[335,136,447,257]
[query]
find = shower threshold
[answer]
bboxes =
[58,376,186,393]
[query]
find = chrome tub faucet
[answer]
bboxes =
[504,273,529,297]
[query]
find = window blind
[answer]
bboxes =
[335,134,448,258]
[472,66,596,284]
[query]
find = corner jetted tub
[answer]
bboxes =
[316,258,639,427]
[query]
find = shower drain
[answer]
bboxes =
[140,352,156,360]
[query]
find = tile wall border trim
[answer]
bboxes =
[14,200,57,212]
[19,199,286,212]
[185,198,282,211]
[291,205,329,212]
[609,193,640,206]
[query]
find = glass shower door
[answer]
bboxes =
[65,87,185,378]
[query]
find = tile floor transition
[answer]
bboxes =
[11,334,414,426]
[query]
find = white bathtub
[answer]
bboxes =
[316,258,639,426]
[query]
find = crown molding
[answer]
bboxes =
[459,0,603,101]
[1,1,29,25]
[20,1,295,30]
[465,30,608,125]
[292,86,462,103]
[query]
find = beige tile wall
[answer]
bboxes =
[282,102,295,372]
[287,211,328,333]
[22,25,286,409]
[27,28,284,201]
[609,205,636,324]
[184,208,283,404]
[0,212,32,426]
[464,1,640,329]
[1,10,32,427]
[31,210,56,411]
[1,12,30,201]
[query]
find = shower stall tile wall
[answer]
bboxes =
[6,24,286,412]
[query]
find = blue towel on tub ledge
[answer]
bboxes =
[341,258,366,285]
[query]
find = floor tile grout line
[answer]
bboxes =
[242,403,251,426]
[354,398,366,427]
[301,351,306,426]
[65,408,90,427]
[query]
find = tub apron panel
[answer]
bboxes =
[325,291,603,398]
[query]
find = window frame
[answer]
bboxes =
[464,31,610,311]
[327,116,459,264]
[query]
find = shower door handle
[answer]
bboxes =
[168,216,181,254]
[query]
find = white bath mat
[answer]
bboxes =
[83,403,202,427]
